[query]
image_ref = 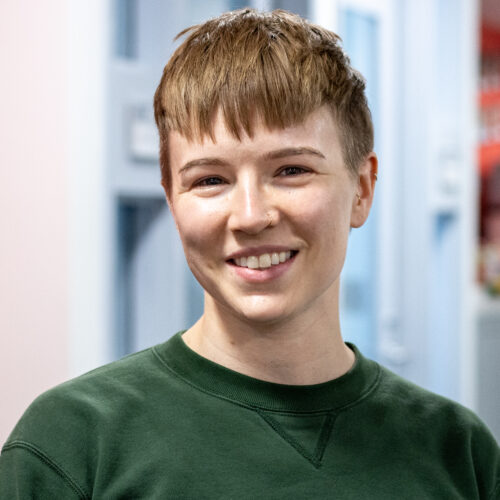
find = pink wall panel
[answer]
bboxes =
[0,0,69,445]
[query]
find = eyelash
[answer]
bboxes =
[277,165,311,176]
[192,165,311,188]
[194,176,226,187]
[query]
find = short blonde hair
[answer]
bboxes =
[154,8,373,190]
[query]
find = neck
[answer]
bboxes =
[182,286,354,386]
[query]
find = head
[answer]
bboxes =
[153,8,374,197]
[153,9,377,327]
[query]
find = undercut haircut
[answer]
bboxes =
[154,8,374,190]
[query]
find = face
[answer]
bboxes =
[167,106,376,326]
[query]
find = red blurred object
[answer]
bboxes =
[479,24,500,177]
[479,143,500,176]
[478,23,500,293]
[482,24,500,54]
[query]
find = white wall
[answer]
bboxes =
[67,0,112,378]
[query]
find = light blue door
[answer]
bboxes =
[337,8,379,359]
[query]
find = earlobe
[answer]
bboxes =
[350,152,378,228]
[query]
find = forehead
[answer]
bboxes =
[168,106,342,168]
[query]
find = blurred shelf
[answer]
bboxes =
[482,24,500,54]
[479,142,500,175]
[112,172,165,200]
[477,286,500,319]
[480,89,500,107]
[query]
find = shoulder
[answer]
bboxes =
[3,345,166,450]
[0,349,163,498]
[1,345,175,497]
[375,365,490,433]
[0,336,203,497]
[372,364,500,498]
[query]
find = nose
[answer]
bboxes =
[227,177,278,235]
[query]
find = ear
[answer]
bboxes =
[350,152,378,228]
[162,178,173,210]
[161,173,177,216]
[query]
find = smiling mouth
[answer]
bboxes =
[229,251,298,270]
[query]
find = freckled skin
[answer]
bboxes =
[168,106,374,326]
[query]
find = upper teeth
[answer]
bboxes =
[234,251,293,269]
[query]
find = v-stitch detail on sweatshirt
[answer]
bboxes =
[256,410,337,468]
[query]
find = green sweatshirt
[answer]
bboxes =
[1,332,499,499]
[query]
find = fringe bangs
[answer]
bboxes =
[154,9,373,189]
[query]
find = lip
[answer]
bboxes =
[226,245,298,261]
[227,251,298,283]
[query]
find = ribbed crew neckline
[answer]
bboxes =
[153,331,380,412]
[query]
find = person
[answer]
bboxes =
[1,8,499,499]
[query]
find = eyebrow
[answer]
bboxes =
[179,157,229,174]
[178,146,325,173]
[262,147,326,161]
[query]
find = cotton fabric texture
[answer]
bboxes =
[1,331,499,499]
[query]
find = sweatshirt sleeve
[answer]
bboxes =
[0,441,88,500]
[470,418,500,500]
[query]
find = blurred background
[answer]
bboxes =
[1,0,499,445]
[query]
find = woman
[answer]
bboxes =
[1,8,498,499]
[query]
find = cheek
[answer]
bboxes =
[173,199,225,263]
[290,189,352,242]
[174,217,218,292]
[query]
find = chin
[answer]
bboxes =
[229,297,295,326]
